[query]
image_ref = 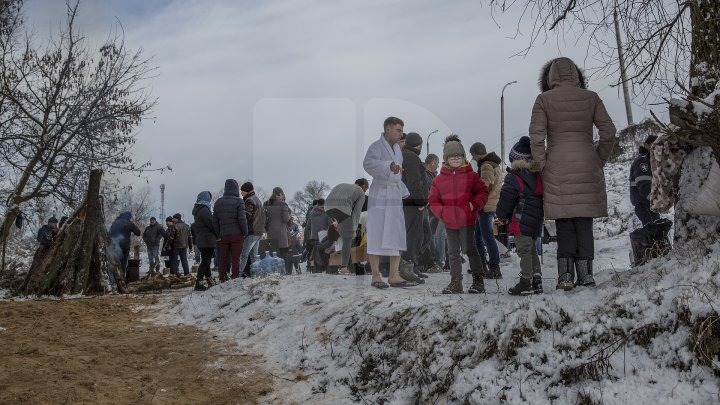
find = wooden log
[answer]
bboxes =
[71,170,103,294]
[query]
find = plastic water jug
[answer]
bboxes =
[250,255,261,278]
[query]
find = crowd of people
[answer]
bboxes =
[36,57,678,296]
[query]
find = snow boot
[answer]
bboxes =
[556,257,575,291]
[532,273,543,294]
[508,277,533,296]
[468,273,485,294]
[442,278,463,294]
[575,258,596,287]
[399,260,424,284]
[194,279,207,291]
[485,264,502,279]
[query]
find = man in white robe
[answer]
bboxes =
[363,116,414,288]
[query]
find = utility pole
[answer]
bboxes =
[160,184,165,221]
[614,8,634,127]
[426,130,438,157]
[501,81,517,169]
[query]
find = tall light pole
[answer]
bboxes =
[501,80,517,169]
[426,129,438,156]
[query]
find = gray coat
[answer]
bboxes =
[308,206,330,240]
[192,203,218,248]
[325,183,366,238]
[264,199,291,248]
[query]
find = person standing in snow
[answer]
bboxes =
[496,137,545,295]
[324,178,369,274]
[142,217,167,273]
[363,116,415,289]
[399,132,429,284]
[470,141,504,279]
[629,135,660,226]
[170,213,193,277]
[424,154,446,272]
[109,211,141,280]
[192,191,218,290]
[529,57,616,290]
[429,135,489,294]
[239,182,265,278]
[213,179,249,281]
[264,187,292,275]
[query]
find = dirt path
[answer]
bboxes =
[0,294,273,405]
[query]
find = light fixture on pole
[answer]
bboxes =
[426,129,438,156]
[500,80,517,169]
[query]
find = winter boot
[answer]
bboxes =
[468,273,485,294]
[485,264,502,279]
[555,257,575,291]
[413,266,428,279]
[194,279,207,291]
[399,260,425,284]
[205,276,215,288]
[508,277,533,296]
[575,258,596,287]
[442,278,463,294]
[532,273,543,294]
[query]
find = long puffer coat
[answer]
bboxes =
[529,57,616,219]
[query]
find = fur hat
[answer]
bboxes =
[469,142,487,156]
[509,136,532,163]
[405,132,423,147]
[240,182,253,192]
[443,134,466,162]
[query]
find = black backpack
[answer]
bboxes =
[629,218,673,267]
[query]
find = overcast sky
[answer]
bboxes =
[24,0,658,219]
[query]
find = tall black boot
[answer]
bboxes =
[556,257,575,291]
[575,258,595,287]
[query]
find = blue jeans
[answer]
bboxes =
[431,218,447,265]
[147,245,160,272]
[475,211,499,266]
[170,248,190,276]
[239,235,262,276]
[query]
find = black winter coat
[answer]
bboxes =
[109,213,141,251]
[37,224,56,246]
[192,204,218,248]
[142,223,166,247]
[243,192,265,236]
[402,146,429,206]
[213,182,249,237]
[496,160,544,238]
[630,147,653,206]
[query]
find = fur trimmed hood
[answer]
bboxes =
[539,57,586,92]
[510,158,542,173]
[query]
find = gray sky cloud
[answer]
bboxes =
[23,0,655,219]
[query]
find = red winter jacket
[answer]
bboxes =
[429,163,489,230]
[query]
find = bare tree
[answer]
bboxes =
[491,0,720,243]
[289,180,330,222]
[0,1,163,274]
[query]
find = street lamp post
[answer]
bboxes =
[500,80,517,169]
[426,129,438,156]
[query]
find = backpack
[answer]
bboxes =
[629,218,672,267]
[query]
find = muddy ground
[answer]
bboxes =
[0,294,273,405]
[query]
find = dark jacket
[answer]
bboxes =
[142,223,166,247]
[429,163,489,230]
[172,220,192,249]
[243,191,265,236]
[496,159,544,238]
[402,146,430,206]
[109,211,141,251]
[630,146,653,206]
[192,203,218,248]
[161,224,175,255]
[308,205,330,240]
[212,179,249,237]
[37,225,56,246]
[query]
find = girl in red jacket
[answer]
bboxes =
[429,135,489,294]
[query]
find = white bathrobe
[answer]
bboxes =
[363,135,409,256]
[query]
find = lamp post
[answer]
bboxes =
[426,129,438,156]
[500,80,517,169]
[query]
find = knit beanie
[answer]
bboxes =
[509,136,532,163]
[469,142,487,156]
[240,182,254,192]
[405,132,423,148]
[442,134,466,162]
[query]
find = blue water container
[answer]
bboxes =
[250,255,261,278]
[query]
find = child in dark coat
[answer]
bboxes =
[496,136,545,295]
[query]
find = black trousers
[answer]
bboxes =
[555,217,594,259]
[634,203,659,226]
[198,247,214,279]
[401,206,425,264]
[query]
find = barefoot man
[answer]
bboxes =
[363,116,416,289]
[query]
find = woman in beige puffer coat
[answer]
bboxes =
[529,57,616,291]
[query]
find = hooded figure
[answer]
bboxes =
[213,179,249,281]
[109,211,141,280]
[529,57,616,290]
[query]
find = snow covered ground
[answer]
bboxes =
[149,156,720,404]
